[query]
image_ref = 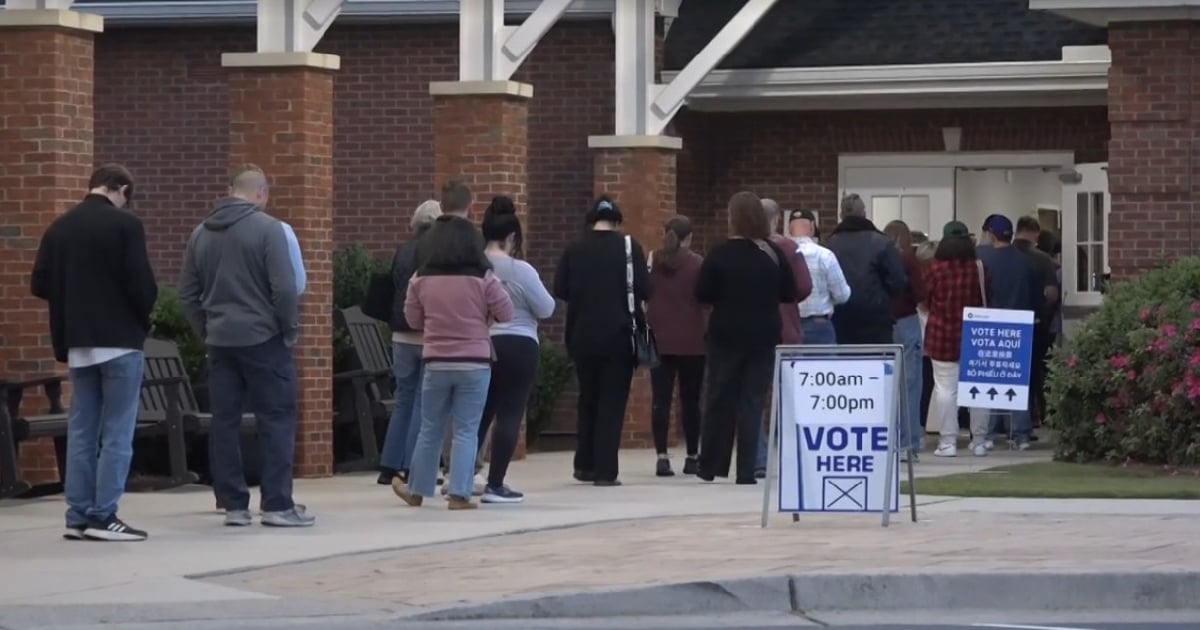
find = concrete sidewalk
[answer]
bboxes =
[5,444,1199,627]
[0,447,1041,607]
[211,502,1200,616]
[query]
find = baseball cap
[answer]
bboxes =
[982,214,1014,238]
[942,220,970,239]
[788,209,817,223]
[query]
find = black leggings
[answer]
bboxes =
[476,335,540,488]
[650,355,704,455]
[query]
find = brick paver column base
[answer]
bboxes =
[431,80,532,460]
[0,9,103,485]
[224,52,339,478]
[1107,20,1200,280]
[588,135,683,449]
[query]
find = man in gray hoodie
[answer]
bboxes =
[179,164,314,528]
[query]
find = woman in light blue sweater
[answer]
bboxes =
[476,196,556,503]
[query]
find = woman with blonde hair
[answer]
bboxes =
[883,220,927,459]
[645,215,706,477]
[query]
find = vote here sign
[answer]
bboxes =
[777,358,899,513]
[957,307,1035,411]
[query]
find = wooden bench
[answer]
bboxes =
[0,365,198,500]
[333,306,394,472]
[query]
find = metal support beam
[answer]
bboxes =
[256,0,344,54]
[460,0,574,81]
[3,0,74,9]
[612,0,778,136]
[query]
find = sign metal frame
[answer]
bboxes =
[760,344,918,529]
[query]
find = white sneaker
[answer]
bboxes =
[970,442,988,457]
[473,474,487,497]
[1016,441,1032,452]
[440,474,489,497]
[933,443,957,458]
[984,439,995,450]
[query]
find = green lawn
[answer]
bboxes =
[901,461,1200,499]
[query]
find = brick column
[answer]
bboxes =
[431,80,533,459]
[588,135,683,448]
[223,52,338,478]
[430,81,532,223]
[0,9,103,485]
[1107,21,1200,280]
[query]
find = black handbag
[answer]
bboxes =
[625,235,660,370]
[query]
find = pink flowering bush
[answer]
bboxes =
[1046,257,1200,465]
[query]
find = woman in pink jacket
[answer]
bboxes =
[392,216,514,510]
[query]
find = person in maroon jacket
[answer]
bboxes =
[884,220,929,460]
[755,199,813,477]
[645,216,706,477]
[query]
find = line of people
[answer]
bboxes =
[32,162,1063,541]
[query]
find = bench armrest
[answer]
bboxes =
[0,374,66,418]
[333,367,392,382]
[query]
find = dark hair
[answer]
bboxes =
[654,215,693,273]
[88,164,134,200]
[481,195,523,257]
[934,236,977,262]
[440,179,473,214]
[1037,229,1061,256]
[1016,215,1041,234]
[420,215,489,273]
[728,191,770,240]
[585,195,623,226]
[883,220,913,252]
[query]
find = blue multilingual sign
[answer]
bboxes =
[776,358,899,514]
[957,307,1035,411]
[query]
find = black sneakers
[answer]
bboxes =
[82,515,148,542]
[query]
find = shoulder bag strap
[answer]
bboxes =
[625,235,637,333]
[975,259,988,308]
[754,239,780,267]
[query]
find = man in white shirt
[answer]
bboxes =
[787,209,851,344]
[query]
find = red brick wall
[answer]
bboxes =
[675,106,1110,247]
[1107,21,1200,280]
[91,22,1111,458]
[0,26,98,483]
[95,23,613,289]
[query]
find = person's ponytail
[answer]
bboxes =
[653,215,693,274]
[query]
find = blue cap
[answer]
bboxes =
[982,214,1013,238]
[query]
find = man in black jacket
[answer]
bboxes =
[31,164,158,542]
[376,199,443,485]
[824,193,909,345]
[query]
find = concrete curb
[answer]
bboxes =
[409,571,1200,621]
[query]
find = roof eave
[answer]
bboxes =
[665,55,1111,111]
[72,0,623,25]
[1029,0,1200,26]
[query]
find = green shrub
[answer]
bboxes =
[527,338,573,446]
[1046,256,1200,466]
[332,243,390,370]
[150,286,206,383]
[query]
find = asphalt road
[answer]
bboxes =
[24,616,1200,630]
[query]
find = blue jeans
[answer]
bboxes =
[893,314,925,452]
[800,317,837,345]
[757,317,838,470]
[408,367,491,499]
[65,351,144,527]
[380,342,424,472]
[208,336,297,513]
[987,410,1033,444]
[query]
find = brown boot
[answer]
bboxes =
[392,478,423,507]
[447,495,478,510]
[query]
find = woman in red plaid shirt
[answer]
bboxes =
[924,221,991,458]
